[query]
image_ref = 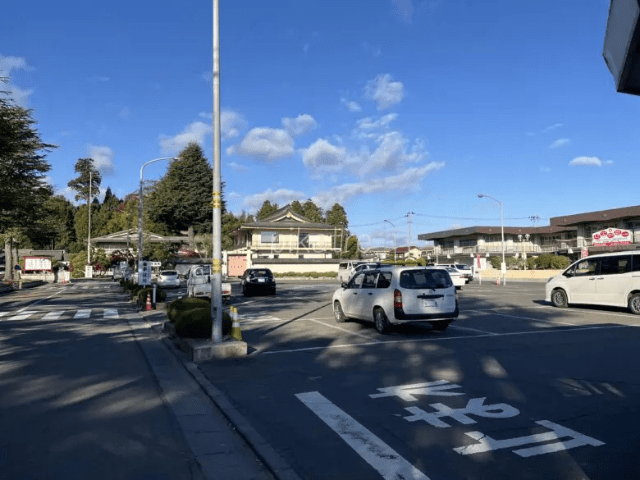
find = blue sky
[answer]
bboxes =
[2,0,639,248]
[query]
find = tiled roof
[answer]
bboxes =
[550,205,640,226]
[418,225,576,240]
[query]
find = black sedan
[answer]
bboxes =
[241,268,276,296]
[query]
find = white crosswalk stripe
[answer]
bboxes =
[103,309,118,319]
[0,312,8,318]
[8,310,38,321]
[43,311,65,320]
[74,309,91,319]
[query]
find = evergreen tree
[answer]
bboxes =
[290,200,304,216]
[325,203,349,249]
[1,80,55,277]
[256,200,278,219]
[67,158,102,202]
[302,199,323,222]
[146,142,218,234]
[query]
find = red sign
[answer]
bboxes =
[592,228,632,247]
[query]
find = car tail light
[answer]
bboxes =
[394,289,403,309]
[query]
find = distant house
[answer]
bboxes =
[392,246,422,260]
[91,229,193,256]
[228,205,343,276]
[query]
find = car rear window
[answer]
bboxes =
[162,271,177,276]
[251,269,271,277]
[400,269,453,289]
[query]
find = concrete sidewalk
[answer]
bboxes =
[131,307,300,480]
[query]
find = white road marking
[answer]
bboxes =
[8,310,38,321]
[103,309,118,319]
[305,318,377,340]
[74,309,91,319]
[261,324,629,355]
[0,312,8,318]
[454,420,604,457]
[43,311,65,320]
[370,380,465,401]
[464,309,576,326]
[451,325,499,335]
[296,391,430,480]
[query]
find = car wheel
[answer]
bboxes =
[374,308,390,334]
[628,293,640,315]
[431,320,451,332]
[242,284,250,296]
[551,289,568,308]
[334,301,347,323]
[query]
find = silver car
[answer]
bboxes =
[156,270,181,289]
[332,266,459,334]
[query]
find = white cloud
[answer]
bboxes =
[542,123,564,133]
[0,55,33,106]
[302,139,347,174]
[550,138,570,149]
[282,114,317,136]
[227,161,249,172]
[88,145,115,175]
[354,113,399,138]
[364,74,404,110]
[345,100,362,112]
[312,162,444,208]
[569,156,602,167]
[232,127,294,160]
[221,109,247,140]
[392,0,415,24]
[359,132,426,176]
[159,121,211,155]
[242,188,306,211]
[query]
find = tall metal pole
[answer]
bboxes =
[87,170,92,265]
[478,194,506,284]
[384,219,397,261]
[406,211,415,259]
[138,157,176,283]
[211,0,223,343]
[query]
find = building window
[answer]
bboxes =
[541,235,561,245]
[459,239,477,247]
[299,233,310,248]
[442,240,454,249]
[261,231,279,243]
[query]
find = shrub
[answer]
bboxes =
[167,297,211,322]
[136,287,167,306]
[173,307,232,338]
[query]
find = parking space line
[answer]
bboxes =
[296,391,430,480]
[304,318,379,341]
[464,309,576,326]
[260,324,629,355]
[451,324,498,335]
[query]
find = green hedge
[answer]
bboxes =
[173,307,232,338]
[167,297,211,322]
[136,287,167,306]
[272,271,337,278]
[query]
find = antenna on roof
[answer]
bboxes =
[529,215,540,226]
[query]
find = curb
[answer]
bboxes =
[156,316,302,480]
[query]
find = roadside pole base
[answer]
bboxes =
[179,337,248,363]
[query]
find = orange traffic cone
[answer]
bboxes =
[145,292,152,311]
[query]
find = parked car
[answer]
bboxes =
[429,266,465,289]
[332,266,459,334]
[186,265,231,301]
[434,263,472,284]
[241,268,276,296]
[156,270,181,289]
[337,261,384,282]
[454,264,475,283]
[545,251,640,314]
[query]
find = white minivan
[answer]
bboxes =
[545,251,640,314]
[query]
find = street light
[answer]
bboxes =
[478,193,506,284]
[138,157,177,283]
[384,220,397,261]
[518,233,530,270]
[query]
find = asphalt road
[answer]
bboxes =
[197,279,640,480]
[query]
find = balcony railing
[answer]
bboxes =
[250,241,339,251]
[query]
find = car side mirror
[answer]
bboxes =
[341,282,349,289]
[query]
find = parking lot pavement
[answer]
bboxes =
[195,281,640,480]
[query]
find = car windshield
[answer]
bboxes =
[161,271,177,276]
[400,269,453,289]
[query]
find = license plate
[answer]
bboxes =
[258,278,265,282]
[423,300,436,307]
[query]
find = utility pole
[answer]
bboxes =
[406,211,415,259]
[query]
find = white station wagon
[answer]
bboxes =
[332,266,459,334]
[545,251,640,314]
